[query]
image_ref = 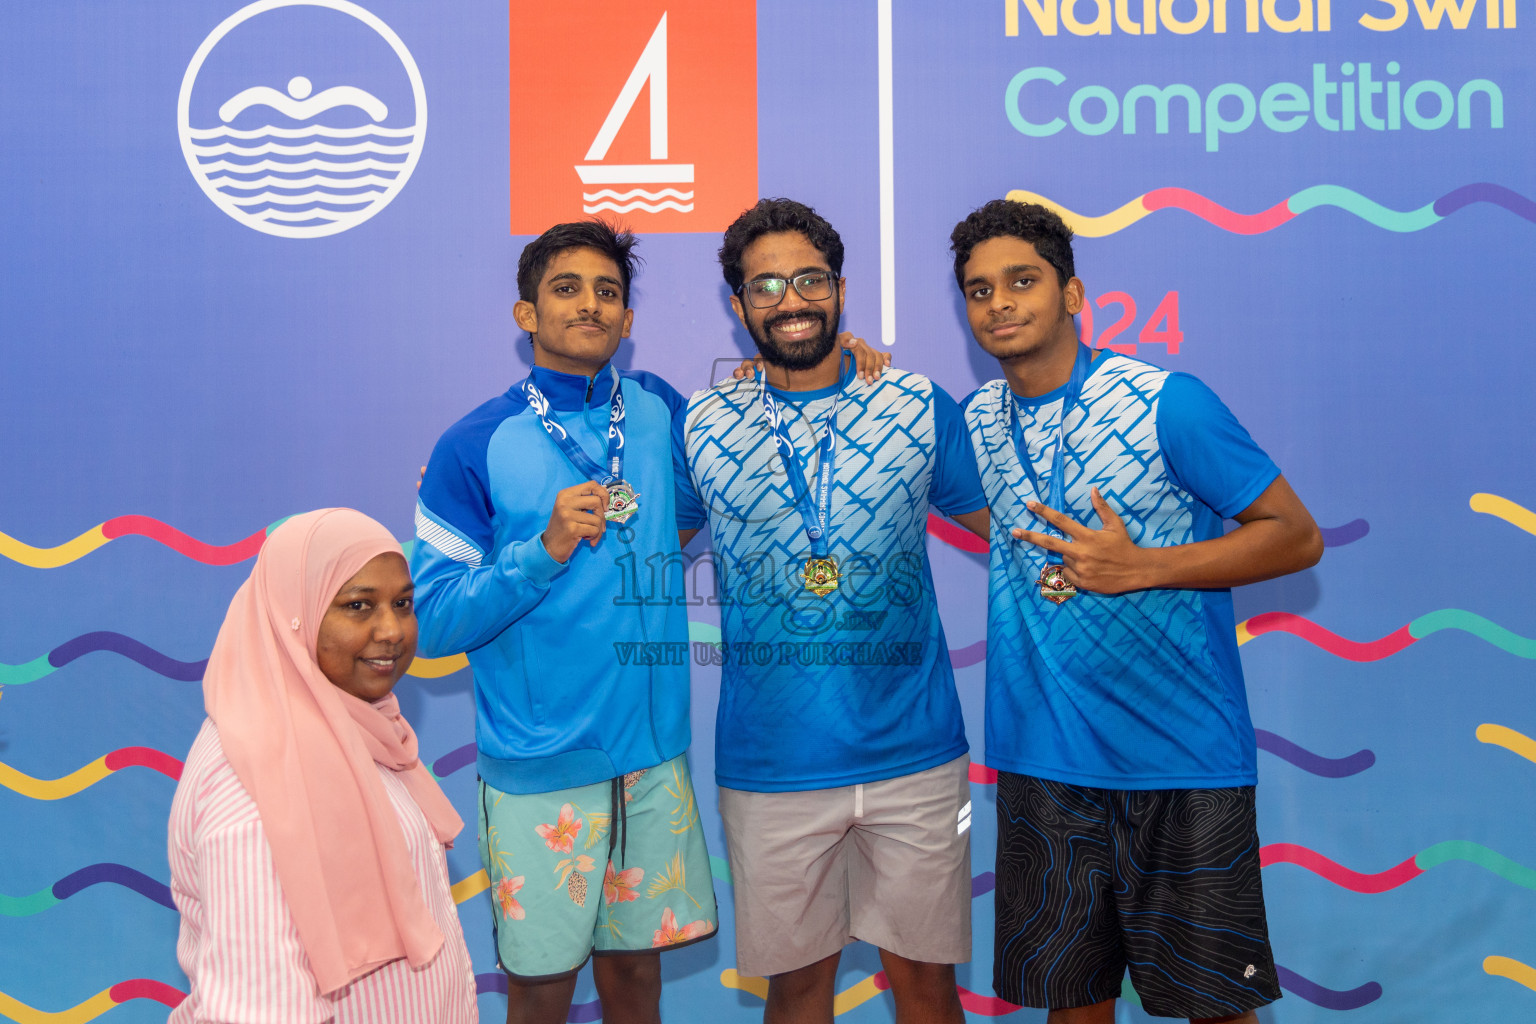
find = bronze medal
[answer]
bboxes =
[1037,564,1076,604]
[802,556,840,597]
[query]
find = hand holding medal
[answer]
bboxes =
[1011,487,1151,597]
[542,481,611,563]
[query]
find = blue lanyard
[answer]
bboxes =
[520,366,626,484]
[1006,344,1094,539]
[756,363,845,560]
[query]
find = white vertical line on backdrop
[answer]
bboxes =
[877,0,895,347]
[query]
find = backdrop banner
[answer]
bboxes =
[1,2,1532,1021]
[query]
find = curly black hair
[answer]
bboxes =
[718,198,845,293]
[949,199,1075,289]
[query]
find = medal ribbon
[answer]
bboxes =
[1006,344,1095,555]
[520,366,626,485]
[756,361,845,561]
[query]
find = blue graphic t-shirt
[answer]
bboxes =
[684,364,986,792]
[963,352,1280,789]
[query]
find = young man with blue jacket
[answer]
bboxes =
[411,221,717,1024]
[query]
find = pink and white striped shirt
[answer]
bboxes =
[168,721,477,1023]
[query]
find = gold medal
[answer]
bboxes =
[802,556,840,597]
[1037,564,1076,604]
[605,481,640,524]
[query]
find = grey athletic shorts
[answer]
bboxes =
[718,755,973,977]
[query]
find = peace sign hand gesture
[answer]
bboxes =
[1011,487,1151,595]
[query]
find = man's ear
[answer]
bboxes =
[513,299,538,334]
[1064,277,1085,316]
[620,307,634,339]
[728,293,748,329]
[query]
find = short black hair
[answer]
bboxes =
[949,199,1075,289]
[517,220,641,307]
[718,198,845,293]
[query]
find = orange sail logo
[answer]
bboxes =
[509,2,757,234]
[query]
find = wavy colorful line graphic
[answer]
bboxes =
[1275,966,1383,1011]
[969,733,1373,783]
[958,986,1028,1016]
[0,516,272,568]
[0,863,174,917]
[432,742,477,778]
[451,870,490,904]
[0,633,466,685]
[1255,729,1374,777]
[0,747,182,800]
[1008,184,1536,237]
[926,513,988,554]
[1471,492,1536,537]
[0,980,184,1023]
[4,502,1374,571]
[1484,956,1536,994]
[0,631,207,685]
[720,969,892,1016]
[8,510,1369,579]
[1262,841,1536,893]
[1236,609,1536,660]
[949,640,986,669]
[1477,723,1536,766]
[1318,518,1370,547]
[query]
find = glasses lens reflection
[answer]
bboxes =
[745,272,834,308]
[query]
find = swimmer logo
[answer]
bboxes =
[508,1,756,234]
[177,0,427,239]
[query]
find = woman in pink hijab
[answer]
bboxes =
[168,508,477,1022]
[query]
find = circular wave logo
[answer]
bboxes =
[177,0,426,239]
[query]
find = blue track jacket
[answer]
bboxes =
[411,364,702,795]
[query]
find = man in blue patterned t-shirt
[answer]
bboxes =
[953,199,1324,1024]
[683,199,989,1024]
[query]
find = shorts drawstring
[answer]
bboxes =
[609,775,629,867]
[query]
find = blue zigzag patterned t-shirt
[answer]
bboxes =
[963,352,1280,789]
[684,363,986,792]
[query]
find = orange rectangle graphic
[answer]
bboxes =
[509,1,758,235]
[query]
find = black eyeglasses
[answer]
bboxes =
[739,270,836,309]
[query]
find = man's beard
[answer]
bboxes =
[747,301,841,372]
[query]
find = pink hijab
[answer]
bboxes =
[203,508,464,996]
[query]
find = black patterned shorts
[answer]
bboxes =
[993,773,1282,1018]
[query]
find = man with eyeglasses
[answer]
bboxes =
[679,198,990,1024]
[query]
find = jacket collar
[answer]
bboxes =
[523,363,619,412]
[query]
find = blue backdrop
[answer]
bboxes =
[2,2,1533,1021]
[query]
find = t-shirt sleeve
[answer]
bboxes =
[670,396,707,531]
[1156,372,1280,518]
[631,371,707,531]
[929,384,989,516]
